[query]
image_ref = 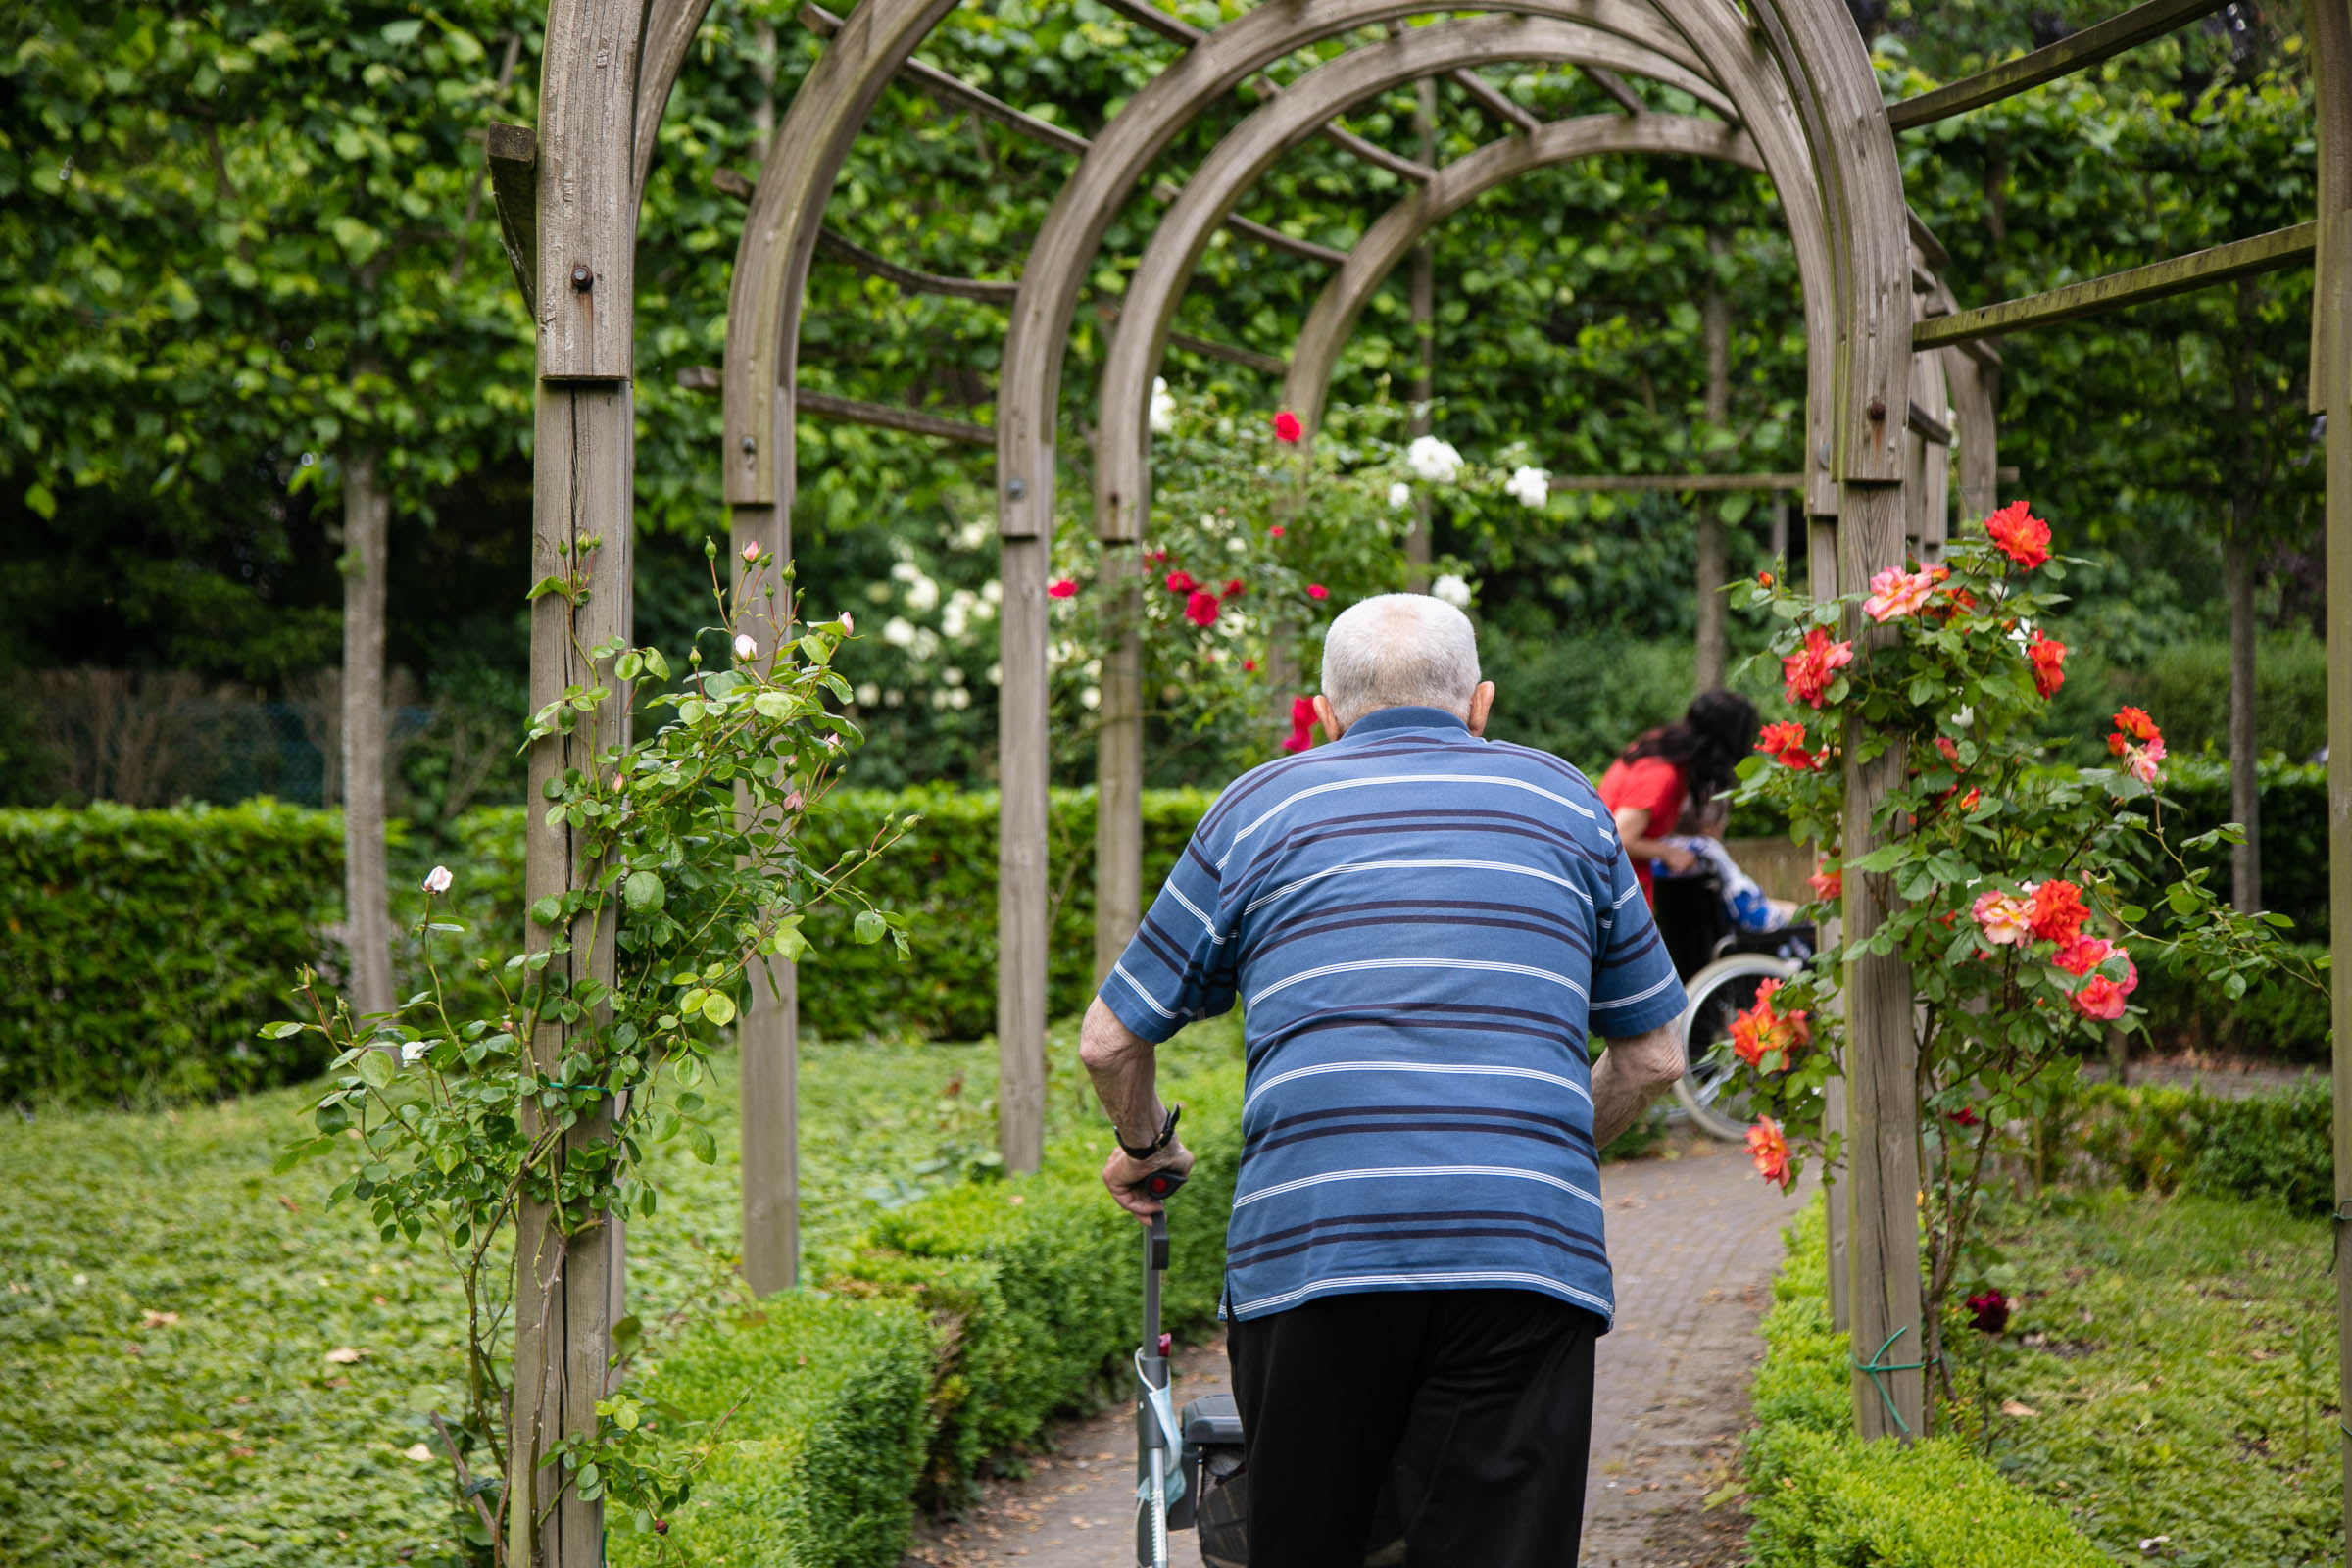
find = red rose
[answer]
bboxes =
[1268,525,1286,539]
[1306,583,1329,601]
[1756,570,1775,587]
[1047,578,1077,600]
[1807,865,1842,901]
[1185,589,1220,628]
[1165,569,1198,595]
[2071,973,2129,1021]
[1221,578,1247,601]
[1272,410,1303,443]
[1948,1106,1983,1127]
[1754,720,1820,771]
[1242,659,1258,673]
[2026,879,2088,946]
[1966,1289,2010,1334]
[1745,1117,1793,1190]
[1983,500,2051,570]
[2027,629,2067,698]
[1781,626,1855,710]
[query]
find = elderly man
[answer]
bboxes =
[1078,592,1688,1568]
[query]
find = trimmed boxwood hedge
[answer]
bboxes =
[2040,1077,2332,1215]
[0,801,344,1105]
[1,789,1216,1106]
[617,1060,1242,1563]
[1743,1202,2108,1568]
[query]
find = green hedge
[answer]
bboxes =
[620,1059,1242,1562]
[437,788,1214,1044]
[0,802,344,1105]
[1743,1202,2108,1568]
[2041,1078,2333,1215]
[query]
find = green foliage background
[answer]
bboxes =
[0,1,2327,808]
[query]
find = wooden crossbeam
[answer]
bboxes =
[1886,0,2234,130]
[818,228,1018,302]
[798,390,995,445]
[1907,399,1952,445]
[1584,66,1648,116]
[1549,471,1807,492]
[484,122,539,317]
[1912,220,2319,348]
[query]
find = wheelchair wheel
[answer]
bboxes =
[1673,952,1799,1143]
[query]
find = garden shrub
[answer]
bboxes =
[610,1058,1244,1560]
[1743,1202,2108,1568]
[2040,1079,2333,1215]
[0,801,344,1105]
[2,789,1217,1106]
[437,788,1215,1043]
[834,1063,1243,1504]
[614,1291,936,1568]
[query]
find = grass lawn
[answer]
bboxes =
[0,1020,1242,1568]
[1962,1189,2340,1568]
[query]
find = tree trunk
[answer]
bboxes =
[341,445,394,1029]
[2226,527,2262,913]
[1694,231,1732,693]
[1404,75,1437,591]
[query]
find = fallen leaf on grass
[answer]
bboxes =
[2138,1536,2170,1553]
[141,1309,180,1329]
[324,1347,366,1364]
[403,1443,434,1462]
[1999,1398,2038,1417]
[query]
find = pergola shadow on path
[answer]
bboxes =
[486,0,2352,1558]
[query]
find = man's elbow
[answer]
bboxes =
[1077,998,1134,1076]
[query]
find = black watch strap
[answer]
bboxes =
[1117,1102,1183,1161]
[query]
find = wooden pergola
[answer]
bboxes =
[490,0,2352,1557]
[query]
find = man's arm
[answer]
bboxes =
[1589,1019,1685,1148]
[1078,997,1195,1219]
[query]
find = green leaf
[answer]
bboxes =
[701,992,737,1028]
[622,871,665,912]
[531,895,564,926]
[260,1020,307,1040]
[853,909,887,945]
[357,1050,395,1091]
[24,484,55,520]
[770,915,811,963]
[328,217,383,263]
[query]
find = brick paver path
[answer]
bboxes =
[902,1139,1805,1568]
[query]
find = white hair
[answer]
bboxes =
[1320,593,1482,729]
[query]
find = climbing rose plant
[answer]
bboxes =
[1716,502,2321,1419]
[273,542,909,1562]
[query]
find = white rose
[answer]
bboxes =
[882,616,917,648]
[855,682,881,707]
[421,865,454,895]
[1431,574,1473,610]
[1388,481,1412,510]
[1505,466,1550,510]
[732,633,758,661]
[400,1040,428,1065]
[1405,435,1463,485]
[1149,376,1177,436]
[1079,685,1102,710]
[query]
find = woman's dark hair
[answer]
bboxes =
[1617,688,1760,804]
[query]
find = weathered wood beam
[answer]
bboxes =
[485,122,539,318]
[1194,203,1350,266]
[1907,399,1952,446]
[797,390,994,446]
[633,0,718,198]
[1584,65,1647,116]
[1907,209,1951,271]
[1549,470,1805,492]
[1167,329,1287,376]
[1450,64,1544,134]
[1912,220,2319,348]
[1886,0,2234,130]
[818,227,1020,302]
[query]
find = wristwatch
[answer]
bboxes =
[1117,1102,1183,1161]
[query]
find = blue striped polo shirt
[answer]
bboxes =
[1101,705,1687,1327]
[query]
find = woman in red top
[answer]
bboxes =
[1597,688,1758,903]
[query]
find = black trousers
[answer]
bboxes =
[1226,1288,1600,1568]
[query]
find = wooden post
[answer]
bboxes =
[1095,541,1145,984]
[1406,74,1437,592]
[998,531,1051,1174]
[1694,231,1731,692]
[1808,512,1849,1333]
[735,503,799,1296]
[733,5,798,1302]
[511,1,641,1558]
[2225,525,2263,913]
[2305,3,2349,1561]
[340,444,395,1031]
